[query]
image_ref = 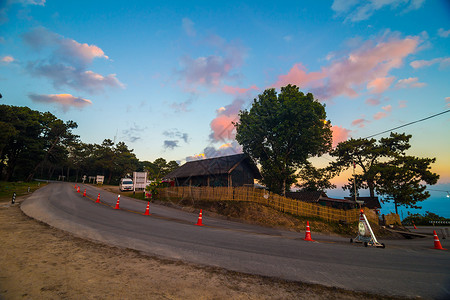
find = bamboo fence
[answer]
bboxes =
[157,186,379,224]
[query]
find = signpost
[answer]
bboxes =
[351,210,385,248]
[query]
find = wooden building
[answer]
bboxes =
[163,153,262,187]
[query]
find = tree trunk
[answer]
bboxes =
[282,179,286,196]
[368,181,375,198]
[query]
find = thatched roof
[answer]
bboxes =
[164,153,262,179]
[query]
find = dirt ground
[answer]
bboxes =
[0,196,401,300]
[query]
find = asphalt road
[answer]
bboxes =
[22,182,450,299]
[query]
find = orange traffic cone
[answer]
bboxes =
[83,189,86,197]
[114,195,120,209]
[96,193,100,203]
[412,221,417,229]
[77,186,80,193]
[196,209,204,226]
[432,230,447,250]
[143,201,151,215]
[304,221,314,241]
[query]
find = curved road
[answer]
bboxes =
[22,183,450,299]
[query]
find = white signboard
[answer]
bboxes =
[133,172,148,191]
[96,175,104,185]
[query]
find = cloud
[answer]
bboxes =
[28,93,91,112]
[1,55,14,63]
[331,125,351,147]
[446,97,450,107]
[351,118,369,128]
[373,111,387,120]
[22,27,122,94]
[26,61,124,93]
[438,28,450,38]
[209,98,244,142]
[23,27,108,67]
[1,0,46,24]
[395,77,426,89]
[163,140,179,150]
[365,98,381,106]
[163,129,189,143]
[331,0,425,22]
[222,85,258,95]
[182,18,196,37]
[185,140,242,162]
[382,104,392,112]
[176,34,246,91]
[122,123,147,143]
[410,57,450,69]
[170,93,196,113]
[273,34,419,101]
[367,76,395,94]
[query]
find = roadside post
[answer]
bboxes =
[11,192,16,204]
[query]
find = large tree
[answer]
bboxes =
[234,84,332,195]
[376,156,439,214]
[329,132,411,197]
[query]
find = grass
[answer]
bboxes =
[0,181,47,203]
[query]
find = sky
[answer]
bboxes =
[1,0,450,214]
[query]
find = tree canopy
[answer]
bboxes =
[234,85,332,195]
[330,132,439,213]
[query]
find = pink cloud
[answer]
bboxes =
[177,35,246,91]
[28,93,92,112]
[373,111,387,120]
[222,85,258,95]
[273,63,326,89]
[446,97,450,107]
[23,27,108,67]
[382,104,392,112]
[351,118,369,128]
[273,34,419,101]
[209,99,244,142]
[395,77,426,89]
[367,76,395,94]
[410,57,450,69]
[331,125,351,147]
[365,98,381,106]
[1,55,14,63]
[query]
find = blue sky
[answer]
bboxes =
[1,0,449,206]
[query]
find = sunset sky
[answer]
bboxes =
[1,0,449,203]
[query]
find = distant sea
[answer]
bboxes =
[326,184,450,220]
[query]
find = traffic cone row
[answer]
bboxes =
[73,187,207,225]
[304,221,314,241]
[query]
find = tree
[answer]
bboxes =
[296,163,336,192]
[234,85,332,195]
[329,132,411,197]
[146,158,179,180]
[375,156,439,214]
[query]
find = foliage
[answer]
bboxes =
[376,156,439,214]
[234,85,332,195]
[402,211,449,226]
[296,163,336,192]
[0,105,78,181]
[145,158,179,181]
[330,132,439,213]
[329,132,411,197]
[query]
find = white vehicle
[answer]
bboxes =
[119,178,133,191]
